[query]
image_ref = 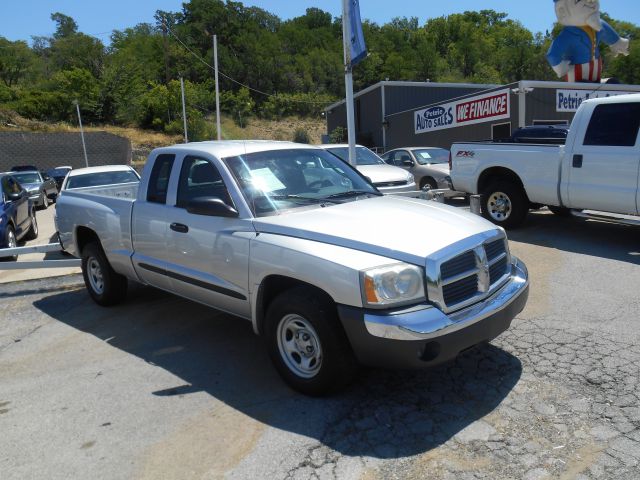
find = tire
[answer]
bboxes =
[421,177,437,190]
[39,192,49,210]
[1,226,18,261]
[81,241,128,306]
[24,209,38,241]
[548,206,572,217]
[264,287,358,396]
[481,180,528,229]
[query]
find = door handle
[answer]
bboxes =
[170,222,189,233]
[572,154,583,168]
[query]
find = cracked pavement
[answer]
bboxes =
[1,209,639,479]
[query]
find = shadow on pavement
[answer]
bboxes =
[34,283,521,459]
[509,210,640,265]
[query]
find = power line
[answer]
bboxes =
[163,23,333,106]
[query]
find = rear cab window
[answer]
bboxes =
[146,154,175,204]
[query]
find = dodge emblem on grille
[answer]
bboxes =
[475,246,491,293]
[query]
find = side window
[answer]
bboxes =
[584,103,640,147]
[146,154,175,204]
[398,151,412,163]
[385,151,398,165]
[5,176,21,194]
[176,156,234,209]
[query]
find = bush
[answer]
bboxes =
[329,126,346,143]
[293,128,311,144]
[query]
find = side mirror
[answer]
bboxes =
[7,191,22,201]
[402,159,415,167]
[187,196,239,218]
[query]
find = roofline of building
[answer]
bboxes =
[324,80,499,111]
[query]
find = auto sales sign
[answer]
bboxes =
[415,89,511,134]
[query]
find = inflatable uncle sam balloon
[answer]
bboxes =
[547,0,630,82]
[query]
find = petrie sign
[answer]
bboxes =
[415,89,511,134]
[556,89,637,112]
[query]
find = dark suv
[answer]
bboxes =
[506,125,569,145]
[0,173,38,260]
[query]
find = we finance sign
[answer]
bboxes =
[415,89,511,134]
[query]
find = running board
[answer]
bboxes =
[571,210,640,226]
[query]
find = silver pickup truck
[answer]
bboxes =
[56,141,529,395]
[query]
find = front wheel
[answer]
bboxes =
[264,287,358,396]
[0,226,18,261]
[481,181,528,229]
[420,177,437,190]
[81,241,128,306]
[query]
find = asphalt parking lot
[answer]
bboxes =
[1,206,639,480]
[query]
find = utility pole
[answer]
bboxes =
[73,100,89,167]
[213,34,221,141]
[180,77,188,143]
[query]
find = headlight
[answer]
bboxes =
[361,263,426,307]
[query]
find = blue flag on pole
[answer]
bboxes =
[348,0,367,67]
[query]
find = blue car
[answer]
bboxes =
[1,173,38,261]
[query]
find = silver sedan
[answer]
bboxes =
[382,147,452,191]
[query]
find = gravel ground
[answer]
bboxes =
[1,208,639,479]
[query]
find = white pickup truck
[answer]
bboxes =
[450,94,640,228]
[55,141,529,395]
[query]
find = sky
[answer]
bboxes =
[2,0,639,44]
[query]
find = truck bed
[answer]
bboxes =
[451,142,563,206]
[55,183,139,278]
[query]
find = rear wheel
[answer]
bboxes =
[39,192,49,210]
[481,180,528,228]
[264,287,358,396]
[1,226,18,261]
[81,241,128,306]
[24,209,38,241]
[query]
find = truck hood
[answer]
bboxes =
[357,164,411,184]
[253,196,499,265]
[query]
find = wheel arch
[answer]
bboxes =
[254,275,337,336]
[75,226,102,255]
[477,167,529,203]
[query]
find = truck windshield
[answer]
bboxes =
[325,146,385,165]
[224,148,380,217]
[413,148,449,165]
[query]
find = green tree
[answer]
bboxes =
[0,37,35,87]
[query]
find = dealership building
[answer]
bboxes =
[325,80,640,151]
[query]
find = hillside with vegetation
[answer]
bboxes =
[1,1,639,142]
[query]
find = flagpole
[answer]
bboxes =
[342,0,357,166]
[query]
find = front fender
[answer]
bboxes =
[249,233,401,334]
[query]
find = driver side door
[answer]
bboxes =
[164,155,252,318]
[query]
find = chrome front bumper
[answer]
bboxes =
[364,257,528,341]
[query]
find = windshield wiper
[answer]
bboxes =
[268,194,339,204]
[323,190,381,199]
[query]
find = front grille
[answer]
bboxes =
[436,236,510,310]
[374,180,408,188]
[443,275,478,306]
[441,250,475,279]
[489,256,508,284]
[485,238,506,261]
